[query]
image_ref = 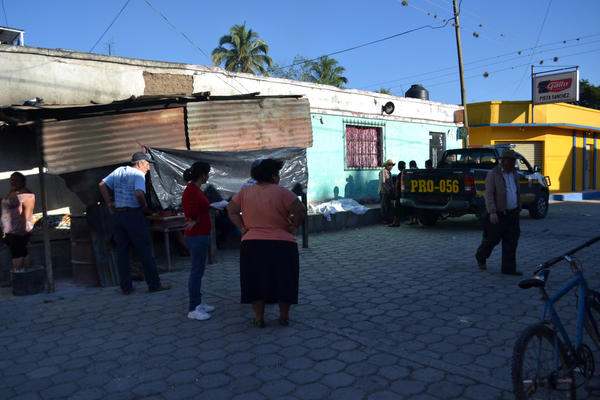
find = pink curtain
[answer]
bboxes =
[346,125,380,168]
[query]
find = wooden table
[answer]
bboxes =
[146,212,217,270]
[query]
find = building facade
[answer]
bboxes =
[468,101,600,193]
[0,45,463,204]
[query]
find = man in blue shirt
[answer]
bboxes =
[99,152,170,294]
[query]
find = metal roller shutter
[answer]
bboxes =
[497,141,543,170]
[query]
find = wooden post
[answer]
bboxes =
[301,192,308,248]
[453,0,469,148]
[35,120,54,292]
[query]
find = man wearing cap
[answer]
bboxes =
[475,149,523,275]
[378,159,395,224]
[99,151,171,294]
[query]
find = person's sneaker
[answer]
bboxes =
[149,284,171,293]
[187,309,211,321]
[195,303,215,313]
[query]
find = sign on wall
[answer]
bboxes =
[532,70,579,105]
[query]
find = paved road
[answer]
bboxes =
[2,201,600,399]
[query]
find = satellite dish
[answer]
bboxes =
[382,101,395,115]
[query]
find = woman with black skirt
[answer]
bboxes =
[227,159,306,328]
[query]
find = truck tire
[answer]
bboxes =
[418,213,438,226]
[528,192,548,219]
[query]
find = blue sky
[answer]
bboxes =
[3,0,599,105]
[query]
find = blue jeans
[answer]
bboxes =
[184,234,210,311]
[114,209,161,291]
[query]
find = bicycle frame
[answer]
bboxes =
[541,271,589,353]
[513,235,600,398]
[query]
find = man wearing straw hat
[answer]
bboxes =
[378,159,395,224]
[475,149,523,276]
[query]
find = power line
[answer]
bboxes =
[271,21,452,73]
[513,0,554,95]
[142,0,208,58]
[361,34,600,90]
[400,0,562,57]
[89,0,131,53]
[2,0,8,26]
[141,0,248,94]
[401,47,600,91]
[384,46,600,92]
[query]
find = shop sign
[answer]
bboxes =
[533,70,579,105]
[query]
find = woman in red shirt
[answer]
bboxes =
[227,159,306,328]
[182,161,215,321]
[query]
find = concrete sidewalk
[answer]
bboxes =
[2,200,600,399]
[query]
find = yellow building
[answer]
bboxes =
[468,101,600,195]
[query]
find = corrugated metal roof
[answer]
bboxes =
[43,108,186,174]
[187,97,313,151]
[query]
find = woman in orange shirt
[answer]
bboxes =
[227,159,306,328]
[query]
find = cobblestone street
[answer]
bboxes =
[2,201,600,399]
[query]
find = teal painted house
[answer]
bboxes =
[300,87,463,204]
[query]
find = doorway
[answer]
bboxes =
[429,132,446,168]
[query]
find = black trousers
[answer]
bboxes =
[476,210,520,273]
[380,193,393,222]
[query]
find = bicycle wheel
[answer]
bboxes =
[512,323,576,399]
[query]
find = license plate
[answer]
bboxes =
[410,179,460,193]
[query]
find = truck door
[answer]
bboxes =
[516,156,535,205]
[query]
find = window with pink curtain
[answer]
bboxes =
[345,125,382,168]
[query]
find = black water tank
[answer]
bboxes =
[405,84,429,100]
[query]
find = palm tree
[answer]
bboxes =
[302,56,348,87]
[379,88,392,95]
[211,23,273,75]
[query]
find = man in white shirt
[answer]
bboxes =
[99,152,171,294]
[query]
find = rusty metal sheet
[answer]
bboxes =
[187,97,313,151]
[43,108,186,174]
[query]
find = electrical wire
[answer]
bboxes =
[142,0,207,58]
[361,35,600,90]
[430,0,535,45]
[271,21,452,73]
[89,0,131,53]
[400,0,521,51]
[141,0,248,94]
[402,47,600,91]
[512,0,554,95]
[1,0,8,26]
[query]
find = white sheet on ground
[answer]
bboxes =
[308,199,369,221]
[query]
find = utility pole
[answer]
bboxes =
[453,0,469,147]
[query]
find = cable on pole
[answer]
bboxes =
[89,0,131,53]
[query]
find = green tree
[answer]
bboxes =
[302,56,348,87]
[211,23,273,75]
[379,88,392,94]
[575,79,600,110]
[268,55,313,81]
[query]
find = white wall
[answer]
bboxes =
[0,45,462,125]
